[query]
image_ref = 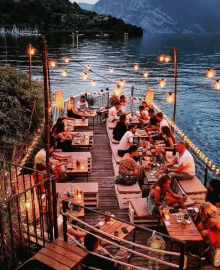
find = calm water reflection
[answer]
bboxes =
[0,33,220,167]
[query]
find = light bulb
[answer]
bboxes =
[143,71,149,78]
[214,80,220,90]
[61,70,68,77]
[206,69,215,79]
[86,65,91,71]
[64,57,70,63]
[109,67,114,73]
[82,72,88,81]
[91,80,96,86]
[159,79,166,88]
[133,64,139,71]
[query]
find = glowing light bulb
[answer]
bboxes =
[114,85,121,97]
[91,80,96,86]
[143,71,149,78]
[86,65,91,71]
[64,57,70,63]
[61,70,68,77]
[109,67,114,73]
[82,72,88,81]
[26,202,31,209]
[118,79,125,87]
[159,79,166,88]
[133,64,139,71]
[49,60,56,67]
[206,69,215,79]
[159,55,164,62]
[214,80,220,90]
[27,44,36,56]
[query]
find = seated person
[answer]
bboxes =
[138,105,149,125]
[155,126,176,155]
[144,109,159,132]
[81,233,130,270]
[118,125,136,157]
[147,174,187,216]
[113,115,127,142]
[162,141,195,182]
[149,112,169,142]
[67,97,81,119]
[120,95,127,112]
[51,121,72,152]
[109,94,120,106]
[77,95,89,112]
[190,202,220,258]
[206,179,220,207]
[119,145,145,187]
[34,141,70,182]
[108,102,121,122]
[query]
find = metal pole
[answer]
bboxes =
[204,164,209,187]
[51,176,58,239]
[40,36,50,179]
[173,47,177,125]
[62,200,68,242]
[29,44,32,86]
[131,86,134,116]
[178,242,185,270]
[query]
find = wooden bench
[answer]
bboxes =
[33,238,88,270]
[115,183,142,209]
[178,176,207,203]
[110,142,122,164]
[128,198,158,224]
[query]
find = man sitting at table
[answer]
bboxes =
[145,109,159,132]
[118,125,136,157]
[138,105,149,126]
[77,96,89,112]
[162,141,195,182]
[108,101,121,122]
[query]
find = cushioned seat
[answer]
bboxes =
[179,176,207,195]
[110,143,122,164]
[117,183,141,194]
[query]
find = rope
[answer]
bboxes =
[65,221,179,269]
[67,233,149,270]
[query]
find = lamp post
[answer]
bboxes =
[27,44,36,86]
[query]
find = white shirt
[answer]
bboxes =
[118,131,134,150]
[159,119,169,132]
[108,106,119,122]
[176,150,195,176]
[77,101,88,110]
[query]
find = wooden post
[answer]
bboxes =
[173,47,177,125]
[63,200,68,242]
[131,86,134,116]
[29,46,32,86]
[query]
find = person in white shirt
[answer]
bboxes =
[77,95,88,112]
[162,141,195,181]
[108,102,121,122]
[149,112,169,142]
[118,125,136,157]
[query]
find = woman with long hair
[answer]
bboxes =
[155,126,176,155]
[67,97,81,119]
[147,174,186,216]
[113,114,127,141]
[206,179,220,207]
[51,121,72,152]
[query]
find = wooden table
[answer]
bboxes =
[66,158,89,182]
[33,238,88,270]
[160,208,203,242]
[134,129,149,140]
[78,111,97,129]
[64,118,89,130]
[95,218,135,242]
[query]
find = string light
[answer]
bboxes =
[159,55,165,62]
[61,70,68,77]
[118,79,125,87]
[49,59,57,68]
[91,80,96,86]
[86,65,91,71]
[64,57,70,63]
[166,93,174,103]
[159,79,166,88]
[133,64,139,71]
[206,69,215,79]
[214,80,220,90]
[109,67,114,74]
[143,71,149,78]
[113,85,121,97]
[27,44,36,56]
[82,72,88,81]
[164,56,171,63]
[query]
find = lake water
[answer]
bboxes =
[0,33,220,168]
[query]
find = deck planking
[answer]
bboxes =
[68,120,218,270]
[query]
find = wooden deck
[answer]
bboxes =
[66,120,218,270]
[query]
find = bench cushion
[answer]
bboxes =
[117,183,141,194]
[179,176,207,195]
[130,198,149,218]
[107,121,116,129]
[110,143,122,164]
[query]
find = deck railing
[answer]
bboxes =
[0,160,58,270]
[52,91,219,186]
[62,200,186,270]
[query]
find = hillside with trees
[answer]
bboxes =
[0,0,143,37]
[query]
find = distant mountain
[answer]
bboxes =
[79,3,94,11]
[94,0,220,33]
